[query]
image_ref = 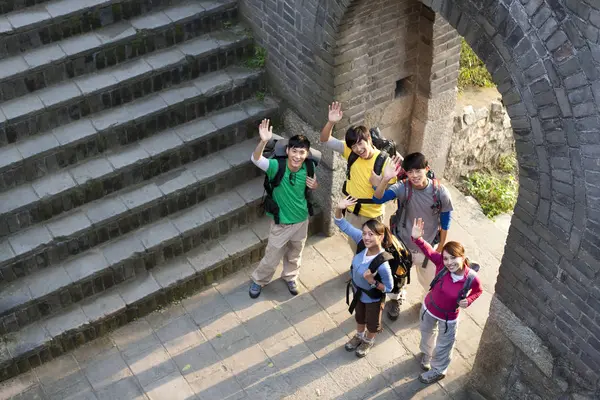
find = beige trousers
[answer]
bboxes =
[251,219,309,286]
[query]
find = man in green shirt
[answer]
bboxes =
[249,119,318,298]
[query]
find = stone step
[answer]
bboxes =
[0,174,267,335]
[0,135,267,285]
[0,208,322,383]
[0,0,231,58]
[0,24,253,149]
[0,0,238,103]
[0,68,266,237]
[0,0,52,16]
[0,66,264,190]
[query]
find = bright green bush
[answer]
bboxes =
[497,154,517,173]
[465,171,518,218]
[458,38,495,90]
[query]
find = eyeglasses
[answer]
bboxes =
[289,172,296,186]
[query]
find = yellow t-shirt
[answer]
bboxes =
[343,144,397,218]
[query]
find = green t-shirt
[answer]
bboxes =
[266,159,310,224]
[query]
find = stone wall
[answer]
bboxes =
[445,100,516,182]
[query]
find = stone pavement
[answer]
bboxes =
[0,184,510,400]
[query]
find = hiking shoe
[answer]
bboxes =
[249,282,262,299]
[286,280,299,296]
[419,369,445,384]
[355,339,374,358]
[344,334,363,351]
[387,299,401,321]
[420,354,431,371]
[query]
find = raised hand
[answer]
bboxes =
[411,218,424,239]
[337,195,357,210]
[370,171,381,188]
[382,155,403,181]
[258,119,273,142]
[306,175,318,190]
[328,102,343,123]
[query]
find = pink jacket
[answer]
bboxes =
[412,237,483,321]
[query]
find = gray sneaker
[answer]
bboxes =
[420,353,431,371]
[355,339,374,358]
[387,299,401,320]
[286,280,299,296]
[249,282,262,299]
[419,369,445,384]
[344,334,363,351]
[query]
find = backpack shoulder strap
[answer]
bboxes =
[305,158,315,178]
[268,158,287,191]
[429,268,448,291]
[459,269,477,300]
[373,153,388,176]
[400,179,412,228]
[356,240,366,255]
[346,152,359,180]
[368,252,394,274]
[431,178,442,210]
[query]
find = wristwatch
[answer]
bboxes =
[370,282,377,289]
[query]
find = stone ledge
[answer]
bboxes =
[0,176,266,335]
[0,72,266,193]
[0,211,322,383]
[468,294,567,400]
[0,72,267,236]
[0,0,238,59]
[0,0,238,104]
[0,25,254,143]
[0,140,261,287]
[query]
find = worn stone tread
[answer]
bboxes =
[0,0,238,96]
[0,98,275,280]
[0,176,265,335]
[0,198,275,379]
[0,0,237,61]
[0,25,251,132]
[0,71,266,236]
[0,67,263,181]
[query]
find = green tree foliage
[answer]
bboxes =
[458,39,495,90]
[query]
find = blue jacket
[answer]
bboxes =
[334,217,394,303]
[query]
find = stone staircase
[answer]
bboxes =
[0,0,321,383]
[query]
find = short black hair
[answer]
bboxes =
[402,152,428,171]
[345,126,370,148]
[288,134,311,150]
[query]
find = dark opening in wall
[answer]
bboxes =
[395,77,411,98]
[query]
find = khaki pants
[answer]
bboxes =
[344,212,384,253]
[251,220,309,286]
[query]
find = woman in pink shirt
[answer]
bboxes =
[411,217,483,384]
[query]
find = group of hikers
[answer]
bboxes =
[247,102,483,385]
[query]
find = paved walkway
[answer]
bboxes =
[0,185,509,400]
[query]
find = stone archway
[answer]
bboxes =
[240,0,600,397]
[330,0,600,397]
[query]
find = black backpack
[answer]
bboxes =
[261,134,321,224]
[342,127,398,216]
[345,236,412,314]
